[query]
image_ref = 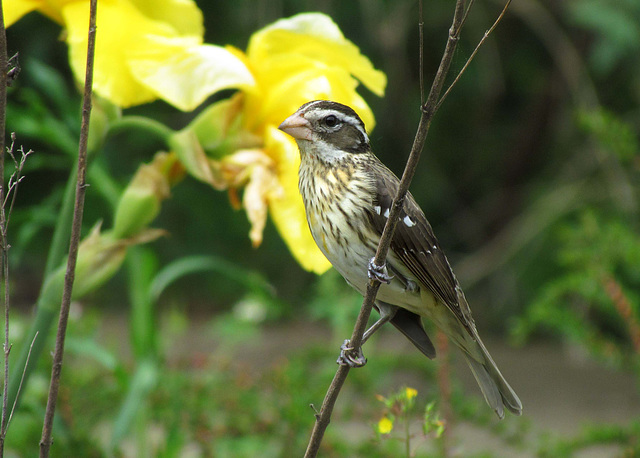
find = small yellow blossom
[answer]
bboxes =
[405,387,418,400]
[377,416,394,435]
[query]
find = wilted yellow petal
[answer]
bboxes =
[377,416,393,435]
[242,159,279,247]
[131,40,255,112]
[264,127,331,274]
[248,13,386,97]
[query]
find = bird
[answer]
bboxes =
[278,100,522,419]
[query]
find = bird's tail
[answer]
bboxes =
[461,334,522,419]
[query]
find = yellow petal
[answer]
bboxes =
[131,40,255,111]
[3,0,71,26]
[244,56,376,135]
[248,13,386,97]
[377,416,393,435]
[3,0,40,27]
[62,0,209,108]
[405,387,418,400]
[128,0,203,38]
[264,127,331,274]
[62,0,173,107]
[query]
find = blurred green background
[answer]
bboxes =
[2,0,640,456]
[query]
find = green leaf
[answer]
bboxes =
[149,254,275,302]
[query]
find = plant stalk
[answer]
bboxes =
[39,0,98,455]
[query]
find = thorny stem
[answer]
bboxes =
[39,0,97,455]
[304,1,468,456]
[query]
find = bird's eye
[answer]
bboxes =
[324,115,339,128]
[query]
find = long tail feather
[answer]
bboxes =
[462,336,522,418]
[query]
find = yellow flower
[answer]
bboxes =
[9,3,386,273]
[5,0,253,109]
[405,387,418,400]
[178,13,386,273]
[377,416,393,435]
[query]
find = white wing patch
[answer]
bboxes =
[403,215,415,227]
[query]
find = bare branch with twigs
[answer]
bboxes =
[0,2,11,453]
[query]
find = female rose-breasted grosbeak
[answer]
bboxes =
[279,100,522,419]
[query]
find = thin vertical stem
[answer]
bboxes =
[39,0,98,455]
[419,0,425,105]
[0,0,10,453]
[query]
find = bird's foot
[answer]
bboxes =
[368,258,393,284]
[337,339,367,367]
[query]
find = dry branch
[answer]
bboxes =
[39,0,98,455]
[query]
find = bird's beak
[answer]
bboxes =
[278,112,312,141]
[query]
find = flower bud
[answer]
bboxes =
[40,224,165,310]
[113,152,184,239]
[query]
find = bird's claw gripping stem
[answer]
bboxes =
[368,258,393,284]
[337,339,367,367]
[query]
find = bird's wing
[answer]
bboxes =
[367,160,474,332]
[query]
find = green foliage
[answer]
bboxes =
[513,107,640,372]
[513,210,640,364]
[538,420,640,457]
[568,0,640,76]
[576,109,639,163]
[4,1,640,456]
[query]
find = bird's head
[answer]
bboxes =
[279,100,370,158]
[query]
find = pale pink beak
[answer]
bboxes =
[278,112,313,140]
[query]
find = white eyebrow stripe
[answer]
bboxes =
[383,208,390,218]
[374,205,381,215]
